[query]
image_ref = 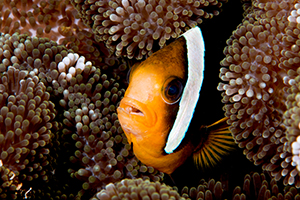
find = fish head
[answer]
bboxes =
[117,37,187,158]
[117,27,205,174]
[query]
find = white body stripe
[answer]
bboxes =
[164,27,205,154]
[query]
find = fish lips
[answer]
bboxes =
[117,97,157,136]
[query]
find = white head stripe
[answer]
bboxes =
[164,27,205,154]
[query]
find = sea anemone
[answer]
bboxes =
[56,53,163,196]
[231,172,300,200]
[0,32,85,198]
[179,172,300,200]
[0,28,152,199]
[5,0,300,198]
[218,0,300,188]
[271,29,300,187]
[0,0,88,43]
[71,0,227,60]
[254,0,300,188]
[0,0,115,67]
[218,0,291,169]
[92,172,300,200]
[60,28,111,64]
[0,65,58,182]
[277,2,300,187]
[93,178,224,200]
[93,178,184,200]
[285,75,300,173]
[180,179,224,200]
[0,162,23,199]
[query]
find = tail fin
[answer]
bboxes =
[193,117,236,170]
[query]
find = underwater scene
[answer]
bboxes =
[1,0,300,199]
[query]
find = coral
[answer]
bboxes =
[217,0,300,185]
[93,178,184,200]
[71,0,227,59]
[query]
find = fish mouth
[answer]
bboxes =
[123,105,144,116]
[117,97,157,129]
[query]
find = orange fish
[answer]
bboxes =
[117,27,234,174]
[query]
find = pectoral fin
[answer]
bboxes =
[193,117,236,169]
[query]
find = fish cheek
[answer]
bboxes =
[165,103,179,122]
[135,104,177,155]
[160,103,180,141]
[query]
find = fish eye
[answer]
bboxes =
[162,77,184,104]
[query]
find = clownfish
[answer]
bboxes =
[117,27,235,174]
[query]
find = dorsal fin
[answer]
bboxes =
[193,117,236,169]
[164,26,205,154]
